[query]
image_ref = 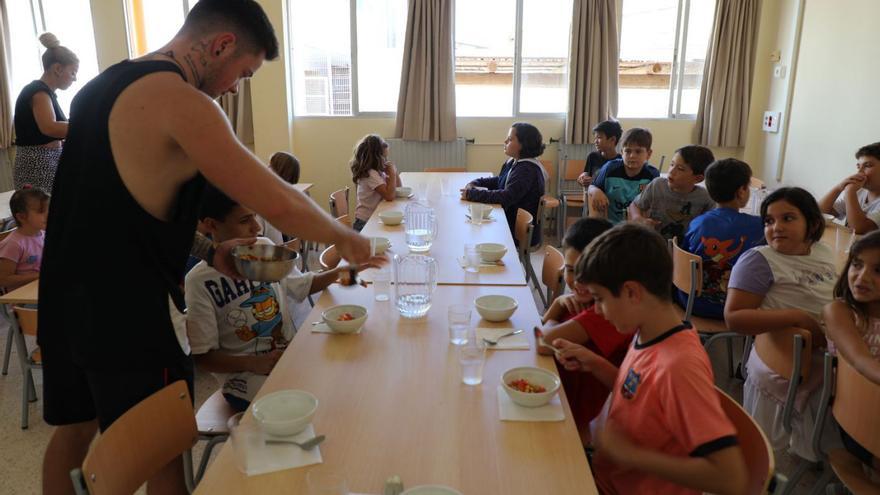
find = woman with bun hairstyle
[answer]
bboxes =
[13,32,78,192]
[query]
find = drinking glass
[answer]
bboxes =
[440,177,451,196]
[228,412,264,474]
[373,266,391,302]
[468,203,483,226]
[447,304,472,345]
[464,244,480,273]
[458,344,485,386]
[306,467,349,495]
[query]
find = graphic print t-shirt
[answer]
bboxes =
[593,159,660,224]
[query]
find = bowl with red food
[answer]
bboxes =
[321,304,368,334]
[501,366,561,407]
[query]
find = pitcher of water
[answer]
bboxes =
[404,202,437,252]
[393,253,438,319]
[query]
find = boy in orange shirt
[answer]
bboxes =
[553,224,748,495]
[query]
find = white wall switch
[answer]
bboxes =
[763,111,781,132]
[773,63,786,78]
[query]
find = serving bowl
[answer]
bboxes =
[232,244,299,282]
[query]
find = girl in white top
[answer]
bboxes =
[350,135,402,231]
[824,230,880,480]
[726,187,840,462]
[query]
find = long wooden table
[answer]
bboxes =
[195,284,596,494]
[359,172,526,286]
[0,279,38,305]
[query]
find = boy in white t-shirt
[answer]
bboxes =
[819,142,880,234]
[185,185,370,411]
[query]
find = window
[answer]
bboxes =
[289,0,407,116]
[125,0,198,57]
[618,0,715,118]
[5,0,100,116]
[455,0,572,117]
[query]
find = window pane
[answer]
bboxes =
[128,0,186,56]
[676,0,715,115]
[289,0,352,116]
[519,0,571,113]
[455,0,515,117]
[6,2,42,111]
[356,0,407,112]
[41,0,101,116]
[618,0,678,118]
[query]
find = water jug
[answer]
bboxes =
[393,253,438,318]
[404,201,437,252]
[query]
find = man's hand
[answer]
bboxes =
[336,230,385,266]
[577,172,592,187]
[250,349,284,375]
[842,172,867,193]
[213,237,257,279]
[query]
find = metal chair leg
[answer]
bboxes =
[808,467,835,495]
[2,323,13,375]
[183,449,195,494]
[726,338,735,378]
[196,435,229,484]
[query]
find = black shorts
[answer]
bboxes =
[42,339,194,431]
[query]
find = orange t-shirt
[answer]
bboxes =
[592,324,739,495]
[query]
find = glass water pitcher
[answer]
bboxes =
[404,201,437,252]
[393,253,438,319]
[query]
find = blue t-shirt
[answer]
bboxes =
[593,158,660,224]
[676,208,765,319]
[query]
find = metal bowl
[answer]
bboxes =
[232,244,299,282]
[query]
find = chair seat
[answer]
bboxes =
[828,448,880,494]
[541,196,560,209]
[196,389,236,436]
[562,193,585,205]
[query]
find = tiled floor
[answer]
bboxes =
[0,242,825,493]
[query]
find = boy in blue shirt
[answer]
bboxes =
[588,128,659,224]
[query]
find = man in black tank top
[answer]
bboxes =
[39,2,375,493]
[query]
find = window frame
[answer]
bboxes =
[123,0,196,58]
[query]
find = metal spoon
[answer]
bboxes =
[482,329,523,346]
[266,434,326,450]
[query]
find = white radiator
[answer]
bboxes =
[556,141,594,196]
[385,138,467,172]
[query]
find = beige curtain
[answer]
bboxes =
[394,0,456,142]
[565,0,618,145]
[0,1,14,149]
[695,0,759,147]
[220,78,254,145]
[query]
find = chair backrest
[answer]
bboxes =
[670,237,702,320]
[833,355,880,457]
[563,159,586,181]
[320,244,341,270]
[542,245,565,302]
[12,306,37,337]
[329,187,350,218]
[754,327,812,381]
[515,209,533,254]
[283,237,302,253]
[558,159,587,197]
[336,214,352,228]
[423,167,466,172]
[74,381,196,495]
[716,387,775,494]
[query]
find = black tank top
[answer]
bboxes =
[14,80,67,146]
[39,60,206,370]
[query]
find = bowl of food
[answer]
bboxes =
[379,210,404,226]
[474,295,518,322]
[232,244,299,282]
[401,486,464,495]
[502,367,561,407]
[476,242,507,262]
[395,186,413,198]
[321,304,368,333]
[370,237,391,254]
[251,389,318,436]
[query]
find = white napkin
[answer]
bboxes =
[241,424,323,476]
[497,386,565,422]
[465,214,495,222]
[476,328,529,349]
[456,256,505,270]
[310,322,363,334]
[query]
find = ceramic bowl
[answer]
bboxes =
[501,366,561,407]
[474,295,517,322]
[251,390,318,436]
[321,304,368,333]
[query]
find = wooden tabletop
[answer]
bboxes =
[195,284,596,494]
[359,173,526,286]
[0,279,38,305]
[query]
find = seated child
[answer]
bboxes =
[257,151,302,245]
[819,142,880,234]
[553,224,748,495]
[587,128,659,224]
[726,187,840,461]
[676,158,764,319]
[185,185,370,411]
[577,120,623,188]
[629,145,715,240]
[351,134,401,232]
[824,231,880,483]
[538,218,631,445]
[0,186,49,291]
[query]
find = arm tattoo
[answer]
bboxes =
[191,231,213,260]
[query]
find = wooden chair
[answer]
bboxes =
[559,159,588,241]
[320,244,341,271]
[336,214,352,229]
[536,195,560,243]
[670,237,741,377]
[716,387,778,494]
[538,160,559,239]
[11,306,40,429]
[423,167,466,172]
[1,227,18,376]
[540,245,565,311]
[328,187,350,218]
[70,380,197,495]
[515,209,541,291]
[190,389,236,486]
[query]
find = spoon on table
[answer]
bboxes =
[482,329,523,346]
[266,434,326,450]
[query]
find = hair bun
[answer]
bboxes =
[39,32,60,49]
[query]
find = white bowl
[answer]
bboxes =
[370,237,391,254]
[474,294,518,322]
[322,304,368,333]
[502,367,561,408]
[379,210,404,225]
[395,186,413,198]
[251,390,318,436]
[476,242,507,262]
[401,486,463,495]
[822,213,835,225]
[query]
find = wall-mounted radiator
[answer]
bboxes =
[385,138,468,172]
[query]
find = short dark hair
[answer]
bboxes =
[705,158,753,203]
[184,0,279,60]
[576,223,673,300]
[760,187,825,244]
[563,218,613,252]
[675,145,715,175]
[856,142,880,161]
[199,183,239,222]
[592,120,623,145]
[621,127,652,150]
[10,186,50,227]
[512,122,545,159]
[269,151,300,185]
